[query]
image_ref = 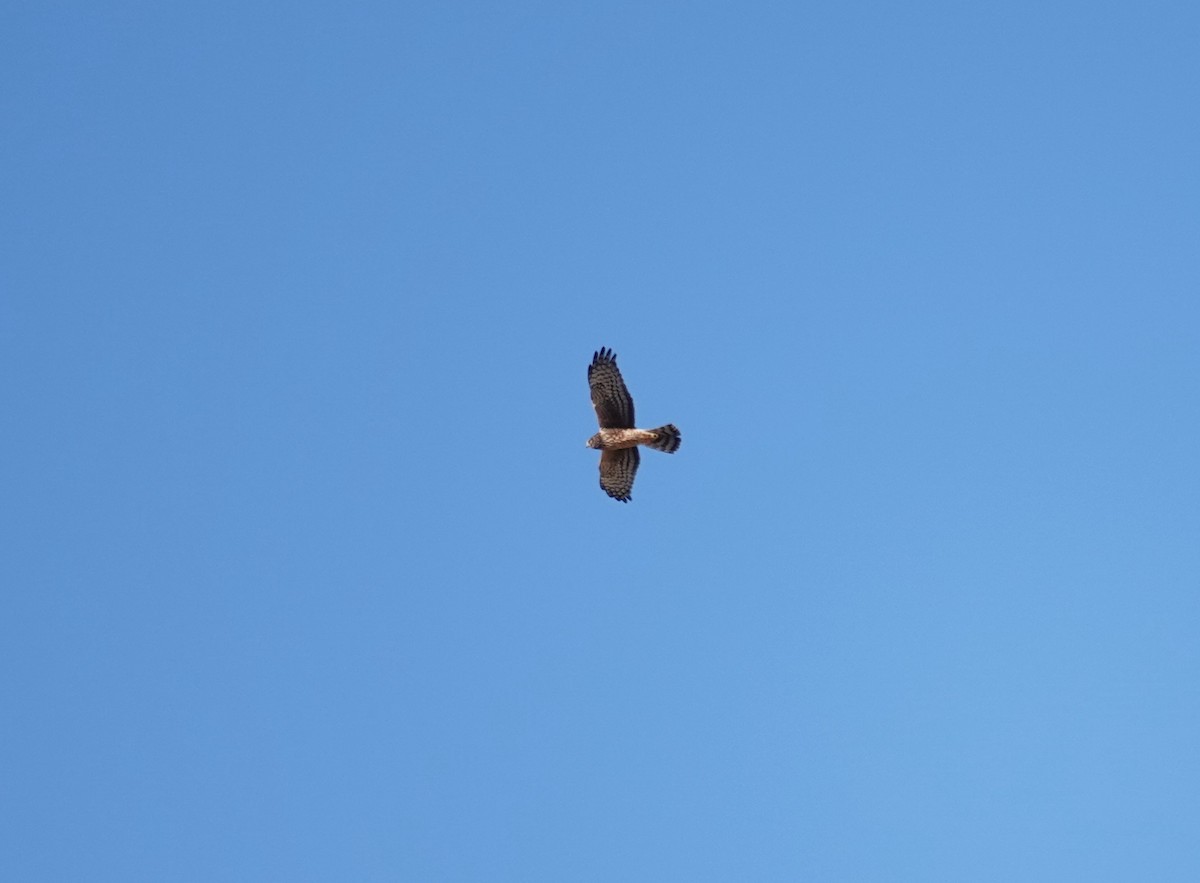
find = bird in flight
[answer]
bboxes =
[586,347,681,502]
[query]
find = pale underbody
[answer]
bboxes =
[586,428,659,450]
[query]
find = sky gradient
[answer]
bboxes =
[4,2,1199,880]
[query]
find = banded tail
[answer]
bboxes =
[647,424,682,454]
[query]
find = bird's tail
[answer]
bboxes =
[646,424,681,454]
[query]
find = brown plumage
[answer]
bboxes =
[585,347,681,502]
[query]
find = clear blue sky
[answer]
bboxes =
[4,2,1199,880]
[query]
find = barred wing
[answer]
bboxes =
[599,448,639,503]
[588,347,635,428]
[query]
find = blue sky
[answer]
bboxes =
[3,2,1199,880]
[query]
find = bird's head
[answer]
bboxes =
[585,433,602,449]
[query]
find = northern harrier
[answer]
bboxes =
[586,347,681,502]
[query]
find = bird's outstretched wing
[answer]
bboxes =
[589,347,635,428]
[599,447,639,502]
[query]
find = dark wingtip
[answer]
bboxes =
[593,346,616,364]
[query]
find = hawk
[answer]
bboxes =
[586,347,681,502]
